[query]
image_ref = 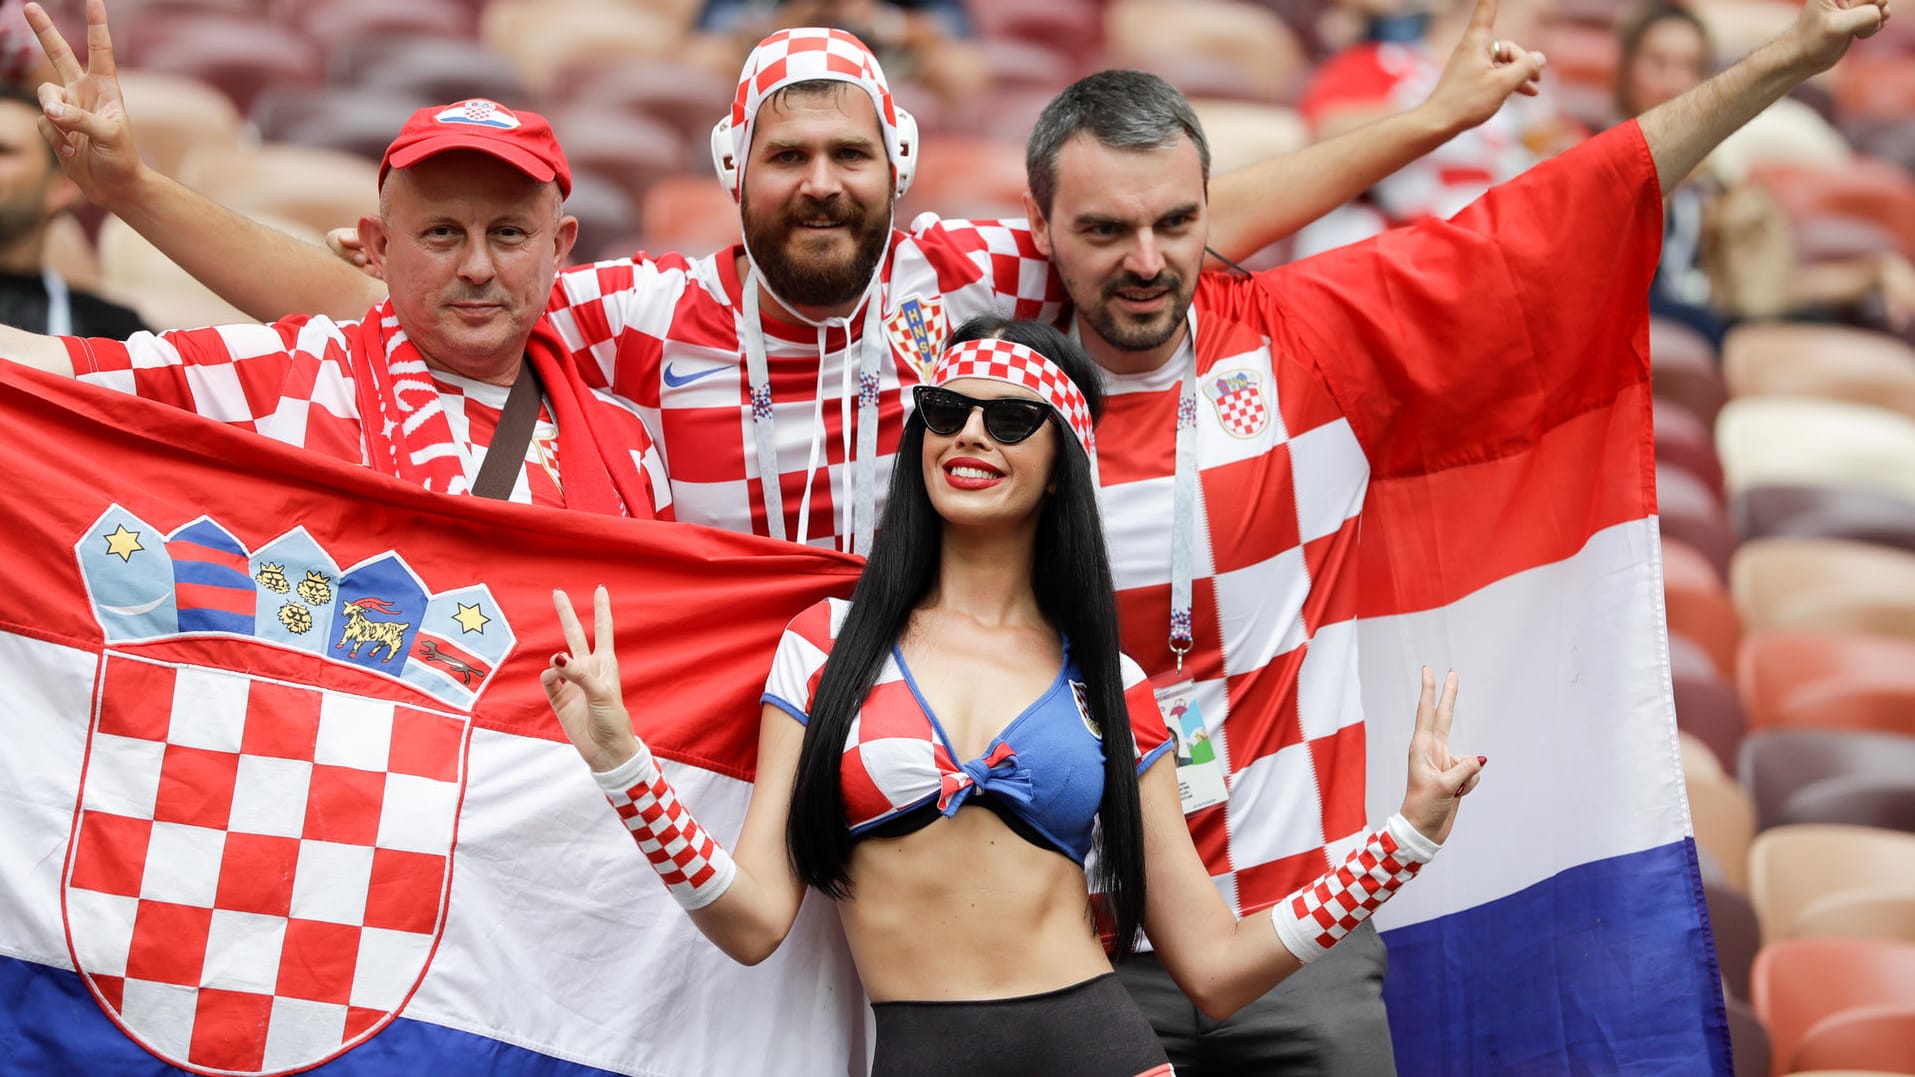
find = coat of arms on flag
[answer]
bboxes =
[62,505,513,1075]
[884,295,947,381]
[1202,367,1270,439]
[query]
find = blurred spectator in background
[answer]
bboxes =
[1618,1,1915,348]
[690,0,986,111]
[0,83,140,334]
[1293,0,1577,257]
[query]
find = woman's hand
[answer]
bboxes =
[1399,667,1486,845]
[542,586,641,773]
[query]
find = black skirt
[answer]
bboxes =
[870,972,1172,1077]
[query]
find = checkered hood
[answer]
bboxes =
[725,27,907,201]
[931,337,1096,464]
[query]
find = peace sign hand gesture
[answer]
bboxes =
[1399,668,1486,845]
[24,0,143,205]
[542,586,642,774]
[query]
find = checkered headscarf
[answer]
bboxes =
[724,27,907,202]
[930,338,1097,464]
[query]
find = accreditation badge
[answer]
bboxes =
[1152,680,1227,814]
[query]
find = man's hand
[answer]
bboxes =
[327,226,385,281]
[25,0,147,206]
[1780,0,1890,77]
[1422,0,1547,136]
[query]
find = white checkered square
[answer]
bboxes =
[350,926,436,1012]
[1295,620,1365,743]
[314,695,393,772]
[180,360,257,426]
[67,888,139,977]
[374,773,459,854]
[261,995,349,1071]
[850,736,940,811]
[139,822,227,907]
[1287,418,1368,544]
[227,756,313,839]
[166,667,248,753]
[1213,546,1310,678]
[1099,474,1211,591]
[199,909,288,994]
[289,841,374,925]
[80,732,166,818]
[1224,743,1326,869]
[118,978,198,1060]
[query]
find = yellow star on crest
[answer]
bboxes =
[103,524,143,562]
[452,602,490,634]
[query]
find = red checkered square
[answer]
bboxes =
[70,810,152,899]
[126,901,213,986]
[98,658,175,742]
[302,766,386,846]
[362,849,447,935]
[345,1005,385,1043]
[153,745,240,830]
[239,680,323,761]
[1221,647,1309,766]
[93,973,126,1013]
[387,708,463,782]
[276,919,361,1004]
[1200,449,1300,575]
[213,833,300,917]
[189,987,273,1071]
[1310,724,1370,842]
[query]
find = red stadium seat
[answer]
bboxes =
[121,13,323,114]
[1736,632,1915,732]
[551,60,736,144]
[1752,937,1915,1075]
[544,105,688,208]
[897,135,1030,224]
[1790,1004,1915,1074]
[290,0,475,41]
[637,174,740,258]
[327,36,530,109]
[1730,538,1915,640]
[1722,323,1915,425]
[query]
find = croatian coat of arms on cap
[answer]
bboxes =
[884,295,947,382]
[62,506,513,1075]
[1203,367,1270,439]
[435,99,518,129]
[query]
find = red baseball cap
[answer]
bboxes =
[380,99,572,197]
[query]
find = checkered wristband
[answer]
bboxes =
[1271,814,1441,964]
[593,744,737,911]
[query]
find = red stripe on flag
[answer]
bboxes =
[172,541,249,576]
[175,581,256,616]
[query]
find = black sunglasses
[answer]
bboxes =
[913,386,1053,444]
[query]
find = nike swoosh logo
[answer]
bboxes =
[662,362,729,388]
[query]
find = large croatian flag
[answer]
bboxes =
[0,365,866,1076]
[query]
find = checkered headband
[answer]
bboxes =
[726,27,907,200]
[930,338,1097,464]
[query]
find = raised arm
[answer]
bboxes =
[1142,668,1482,1020]
[1639,0,1887,191]
[25,0,384,321]
[543,587,810,966]
[1205,0,1546,262]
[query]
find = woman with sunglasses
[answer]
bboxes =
[542,316,1485,1076]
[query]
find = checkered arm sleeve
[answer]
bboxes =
[546,254,696,403]
[1269,813,1440,963]
[761,599,838,724]
[593,742,738,911]
[908,214,1070,326]
[66,316,351,429]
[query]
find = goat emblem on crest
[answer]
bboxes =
[337,597,411,662]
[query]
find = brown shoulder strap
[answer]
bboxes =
[471,359,544,500]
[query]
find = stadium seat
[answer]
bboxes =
[1752,160,1915,258]
[1691,0,1801,64]
[1740,728,1915,831]
[1708,879,1762,1000]
[1187,101,1309,176]
[1789,1005,1915,1075]
[1651,319,1727,427]
[1779,778,1915,832]
[1661,467,1737,579]
[897,134,1031,223]
[1730,484,1915,555]
[1834,48,1915,124]
[114,70,242,180]
[120,13,323,115]
[544,105,687,208]
[1722,323,1915,425]
[1718,403,1915,513]
[1657,398,1727,500]
[1689,769,1757,891]
[1752,937,1915,1076]
[1736,634,1915,732]
[290,0,475,41]
[175,143,379,238]
[326,36,530,107]
[482,1,685,95]
[550,60,736,144]
[1748,827,1915,944]
[636,174,740,257]
[1681,729,1726,784]
[1676,669,1750,776]
[1105,0,1307,104]
[1726,993,1773,1077]
[969,0,1101,54]
[1730,538,1915,640]
[975,38,1079,94]
[561,171,639,269]
[250,85,431,163]
[1791,888,1915,943]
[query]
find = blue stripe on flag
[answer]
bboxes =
[1382,838,1731,1076]
[0,956,629,1077]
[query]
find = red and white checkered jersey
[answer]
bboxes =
[1094,123,1661,920]
[760,597,1172,862]
[545,214,1067,546]
[1295,42,1542,256]
[67,314,664,514]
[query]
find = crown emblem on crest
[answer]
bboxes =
[76,505,513,709]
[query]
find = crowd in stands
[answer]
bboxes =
[4,0,1915,1074]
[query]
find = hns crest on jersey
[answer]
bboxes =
[434,99,519,129]
[63,505,513,1075]
[1203,368,1270,439]
[885,295,947,381]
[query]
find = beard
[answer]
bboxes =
[1076,270,1193,353]
[741,189,892,311]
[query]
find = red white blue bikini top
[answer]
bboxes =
[762,598,1174,865]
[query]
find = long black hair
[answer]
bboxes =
[785,315,1150,959]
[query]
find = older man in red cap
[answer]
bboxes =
[0,97,660,516]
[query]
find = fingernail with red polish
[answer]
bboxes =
[1477,755,1488,766]
[552,653,568,668]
